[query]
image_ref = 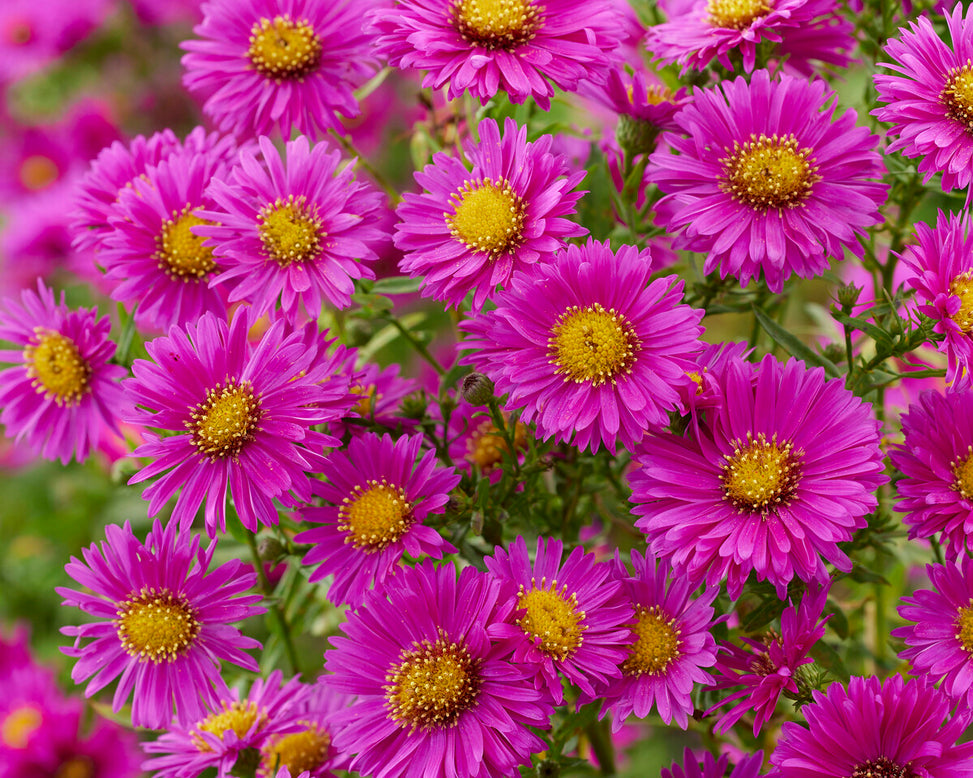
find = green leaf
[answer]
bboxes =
[810,640,849,681]
[372,276,422,295]
[752,306,840,378]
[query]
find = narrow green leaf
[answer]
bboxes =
[752,306,840,378]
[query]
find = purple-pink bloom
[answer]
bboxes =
[57,520,264,730]
[663,748,764,778]
[296,432,460,608]
[395,117,586,310]
[0,280,128,464]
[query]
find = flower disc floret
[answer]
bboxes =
[721,433,802,512]
[707,0,771,29]
[447,177,525,256]
[156,207,217,280]
[262,723,331,775]
[549,303,639,387]
[116,589,201,664]
[258,195,324,267]
[247,15,322,80]
[517,579,586,661]
[25,330,90,405]
[338,479,414,551]
[624,605,682,677]
[720,134,820,210]
[453,0,539,48]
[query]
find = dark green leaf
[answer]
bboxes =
[752,306,840,378]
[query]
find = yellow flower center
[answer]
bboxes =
[156,207,217,281]
[261,723,331,775]
[943,64,973,132]
[53,757,95,778]
[1,706,42,748]
[721,433,802,513]
[957,604,973,654]
[248,16,322,80]
[447,177,525,257]
[189,380,263,460]
[338,480,414,551]
[115,588,201,664]
[706,0,772,29]
[385,636,481,730]
[549,303,640,387]
[193,701,266,751]
[452,0,539,49]
[25,330,91,406]
[19,155,59,190]
[850,757,917,778]
[258,195,325,267]
[950,273,973,333]
[952,448,973,499]
[465,417,529,471]
[352,384,378,417]
[517,578,586,661]
[623,605,682,677]
[720,133,820,210]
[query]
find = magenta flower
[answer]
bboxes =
[198,135,385,319]
[125,310,352,537]
[462,239,704,454]
[446,398,530,481]
[0,280,128,464]
[367,0,624,110]
[768,675,973,777]
[336,361,418,439]
[485,535,632,704]
[649,69,886,293]
[57,520,264,730]
[874,4,973,193]
[587,549,719,731]
[325,560,553,778]
[894,556,973,708]
[708,584,830,736]
[631,354,886,598]
[395,117,586,309]
[902,210,973,388]
[663,749,764,778]
[296,432,460,607]
[181,0,375,140]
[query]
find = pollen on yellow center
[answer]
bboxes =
[952,448,973,499]
[623,605,682,677]
[950,273,973,333]
[943,63,973,132]
[338,479,414,551]
[1,706,42,749]
[156,207,217,281]
[957,604,973,654]
[248,15,322,81]
[261,723,331,775]
[53,756,95,778]
[193,701,265,751]
[721,432,802,513]
[351,384,378,417]
[720,133,820,210]
[115,588,201,664]
[465,417,529,471]
[850,756,918,778]
[25,330,91,406]
[706,0,772,29]
[19,155,59,190]
[452,0,539,49]
[517,578,586,661]
[385,635,481,730]
[188,380,263,460]
[258,195,324,267]
[549,302,640,387]
[447,177,525,257]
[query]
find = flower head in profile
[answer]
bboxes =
[57,520,264,730]
[649,69,886,293]
[875,4,973,193]
[462,239,704,453]
[663,748,764,778]
[631,354,886,598]
[395,117,586,310]
[125,310,352,537]
[368,0,624,110]
[587,549,719,731]
[485,536,632,704]
[325,560,553,778]
[181,0,375,140]
[0,280,128,464]
[768,675,973,777]
[296,432,460,608]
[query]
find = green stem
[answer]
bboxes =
[327,129,401,205]
[485,397,521,478]
[584,719,616,776]
[244,531,302,677]
[385,316,446,376]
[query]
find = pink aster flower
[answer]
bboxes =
[894,556,973,707]
[296,432,460,608]
[630,354,887,599]
[874,4,973,193]
[336,361,418,438]
[889,389,973,557]
[446,397,530,482]
[586,549,719,731]
[198,136,385,319]
[649,69,886,293]
[485,535,632,705]
[181,0,376,140]
[0,280,128,464]
[708,584,830,736]
[663,749,764,778]
[395,117,586,310]
[57,520,264,730]
[325,560,554,778]
[902,210,973,388]
[125,310,352,537]
[367,0,624,110]
[644,0,853,75]
[768,675,973,777]
[461,239,704,454]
